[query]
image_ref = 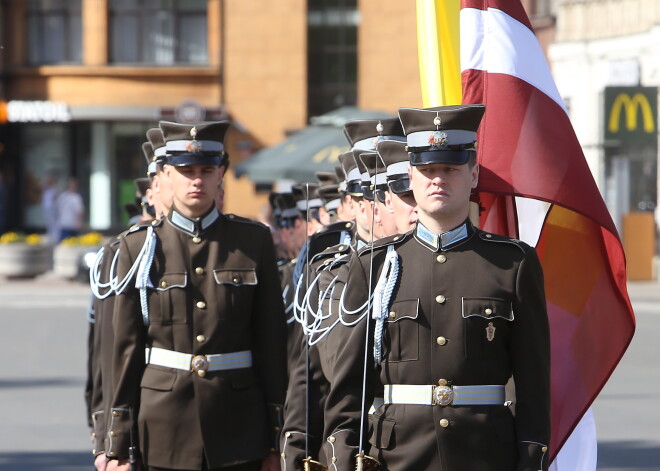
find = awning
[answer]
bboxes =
[234,106,393,184]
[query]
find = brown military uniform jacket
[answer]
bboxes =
[324,220,550,471]
[108,207,287,470]
[281,222,356,470]
[87,237,121,455]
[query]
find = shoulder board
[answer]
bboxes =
[478,231,528,253]
[310,241,352,264]
[317,252,350,272]
[318,220,355,235]
[225,213,267,229]
[357,231,411,256]
[125,217,162,237]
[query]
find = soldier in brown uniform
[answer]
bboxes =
[280,120,408,470]
[324,105,550,471]
[106,121,287,471]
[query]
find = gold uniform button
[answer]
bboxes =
[345,223,352,229]
[196,301,206,309]
[328,436,336,443]
[232,276,242,283]
[92,449,97,455]
[439,418,449,428]
[436,336,447,346]
[160,281,168,288]
[281,453,286,459]
[195,267,204,275]
[393,236,400,241]
[275,406,281,412]
[112,410,120,417]
[484,308,493,316]
[107,452,116,458]
[438,378,448,386]
[151,219,158,226]
[485,233,492,238]
[389,311,396,319]
[332,457,337,463]
[436,254,447,263]
[541,446,548,453]
[192,236,201,243]
[196,334,206,343]
[435,294,446,304]
[108,431,116,437]
[285,432,291,438]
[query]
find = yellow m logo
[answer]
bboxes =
[608,93,655,133]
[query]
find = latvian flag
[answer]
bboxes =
[457,0,636,462]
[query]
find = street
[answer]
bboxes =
[0,276,658,470]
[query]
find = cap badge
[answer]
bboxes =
[428,131,448,148]
[373,121,385,146]
[186,126,203,153]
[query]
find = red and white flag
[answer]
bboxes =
[459,0,636,460]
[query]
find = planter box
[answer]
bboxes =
[53,245,100,280]
[0,244,51,278]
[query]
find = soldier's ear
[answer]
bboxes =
[471,163,479,189]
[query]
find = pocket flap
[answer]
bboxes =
[213,269,258,286]
[368,414,395,450]
[462,297,513,321]
[230,368,257,389]
[387,299,419,323]
[141,366,176,391]
[155,273,188,291]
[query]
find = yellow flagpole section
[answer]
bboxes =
[415,0,462,107]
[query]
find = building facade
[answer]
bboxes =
[550,0,660,278]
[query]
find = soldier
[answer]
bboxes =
[377,140,418,234]
[314,171,341,227]
[146,128,174,218]
[324,105,550,470]
[106,121,287,471]
[134,177,156,222]
[358,152,398,238]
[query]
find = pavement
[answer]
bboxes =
[0,273,657,470]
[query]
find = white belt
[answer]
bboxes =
[384,384,505,406]
[146,347,253,376]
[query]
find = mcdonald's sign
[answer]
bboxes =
[604,87,657,143]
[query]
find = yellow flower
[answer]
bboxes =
[0,232,42,244]
[61,232,103,246]
[25,234,41,245]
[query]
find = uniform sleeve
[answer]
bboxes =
[251,227,289,451]
[106,236,147,459]
[280,331,327,469]
[322,253,376,470]
[511,247,551,471]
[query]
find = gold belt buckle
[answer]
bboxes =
[432,385,454,406]
[191,355,209,377]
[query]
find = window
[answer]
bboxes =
[27,0,82,65]
[307,0,358,118]
[110,0,207,65]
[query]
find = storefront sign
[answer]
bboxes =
[0,100,71,123]
[604,87,657,143]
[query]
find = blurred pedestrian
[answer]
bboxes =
[0,171,7,234]
[41,173,60,244]
[56,177,84,242]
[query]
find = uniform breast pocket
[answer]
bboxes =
[461,297,513,359]
[385,299,419,362]
[152,273,188,324]
[213,268,258,315]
